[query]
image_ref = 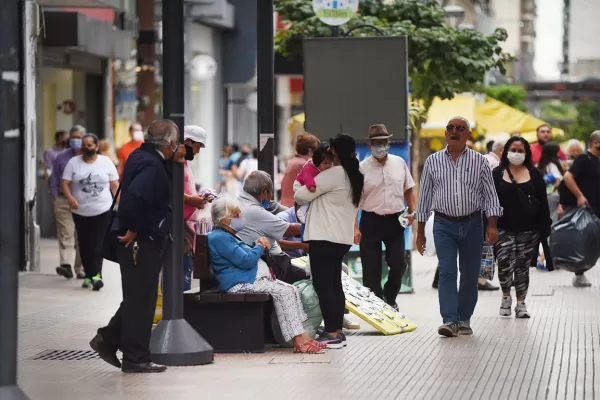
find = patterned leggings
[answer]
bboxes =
[494,229,540,299]
[229,261,307,342]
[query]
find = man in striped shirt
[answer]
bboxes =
[416,116,502,338]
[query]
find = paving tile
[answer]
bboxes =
[14,239,600,399]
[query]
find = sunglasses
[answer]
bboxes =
[446,125,468,133]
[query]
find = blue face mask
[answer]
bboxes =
[261,200,269,209]
[70,138,82,150]
[229,218,245,232]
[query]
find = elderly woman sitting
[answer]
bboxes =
[207,197,326,353]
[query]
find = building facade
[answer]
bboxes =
[564,0,600,79]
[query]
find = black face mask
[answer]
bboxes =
[184,144,195,161]
[83,148,96,157]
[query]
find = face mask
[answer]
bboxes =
[229,218,245,232]
[261,200,269,209]
[371,145,389,159]
[83,148,96,157]
[184,144,195,161]
[507,152,525,166]
[70,138,82,150]
[133,130,144,142]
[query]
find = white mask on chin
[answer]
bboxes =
[507,152,525,166]
[133,130,144,142]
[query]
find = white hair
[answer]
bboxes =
[211,197,241,226]
[144,120,179,149]
[567,139,583,150]
[449,116,471,130]
[243,170,273,197]
[492,139,506,153]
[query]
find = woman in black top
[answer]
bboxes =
[492,137,551,318]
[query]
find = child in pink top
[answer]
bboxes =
[293,146,334,231]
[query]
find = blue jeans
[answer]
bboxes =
[433,213,483,324]
[183,253,194,291]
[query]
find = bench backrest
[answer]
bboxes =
[193,234,219,291]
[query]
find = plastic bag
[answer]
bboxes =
[480,243,495,280]
[424,213,436,256]
[271,279,323,347]
[550,206,600,273]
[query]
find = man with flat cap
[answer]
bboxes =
[358,124,417,310]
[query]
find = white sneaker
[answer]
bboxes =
[499,296,512,316]
[573,274,592,288]
[515,301,530,318]
[343,316,360,330]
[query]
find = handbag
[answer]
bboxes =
[505,167,540,215]
[102,184,122,263]
[261,251,308,285]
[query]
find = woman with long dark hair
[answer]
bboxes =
[492,137,551,318]
[295,133,364,348]
[62,133,119,290]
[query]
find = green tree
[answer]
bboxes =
[480,84,527,111]
[569,100,598,142]
[275,0,513,182]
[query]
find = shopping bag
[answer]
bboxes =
[480,242,495,280]
[424,213,436,256]
[550,206,600,273]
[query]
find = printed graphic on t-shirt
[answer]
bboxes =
[79,173,105,197]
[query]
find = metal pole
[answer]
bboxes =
[0,0,28,397]
[257,0,275,180]
[149,0,213,366]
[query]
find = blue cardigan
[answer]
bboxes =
[207,228,265,292]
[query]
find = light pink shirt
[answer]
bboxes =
[184,161,197,221]
[360,154,415,215]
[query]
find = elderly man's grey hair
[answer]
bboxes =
[448,116,471,131]
[589,130,600,144]
[211,197,241,226]
[567,139,583,150]
[144,120,179,149]
[492,139,506,154]
[70,125,86,134]
[243,170,273,197]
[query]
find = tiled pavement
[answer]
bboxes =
[15,239,600,400]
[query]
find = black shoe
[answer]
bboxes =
[56,264,74,279]
[122,361,167,373]
[89,335,121,369]
[478,281,499,291]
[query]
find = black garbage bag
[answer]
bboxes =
[549,206,600,273]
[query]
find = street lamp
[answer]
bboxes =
[443,4,465,28]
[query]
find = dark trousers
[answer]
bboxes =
[309,240,351,333]
[359,211,406,304]
[97,236,166,364]
[72,211,110,280]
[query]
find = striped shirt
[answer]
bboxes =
[416,147,503,222]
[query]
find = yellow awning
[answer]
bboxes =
[420,95,477,138]
[476,98,564,143]
[293,113,305,123]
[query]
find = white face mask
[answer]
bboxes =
[133,130,144,142]
[507,151,525,166]
[371,145,389,159]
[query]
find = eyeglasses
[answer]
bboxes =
[446,125,468,133]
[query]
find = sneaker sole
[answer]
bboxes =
[438,327,458,337]
[56,268,74,279]
[459,329,473,336]
[515,313,530,319]
[499,308,511,317]
[322,341,344,349]
[92,280,104,291]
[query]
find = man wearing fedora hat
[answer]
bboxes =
[358,124,417,310]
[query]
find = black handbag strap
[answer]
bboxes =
[505,167,518,185]
[110,183,122,211]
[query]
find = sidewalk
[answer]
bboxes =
[17,239,600,400]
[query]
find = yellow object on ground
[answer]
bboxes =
[475,97,564,142]
[153,282,162,325]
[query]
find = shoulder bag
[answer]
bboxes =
[102,184,122,263]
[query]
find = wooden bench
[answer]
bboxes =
[184,234,274,353]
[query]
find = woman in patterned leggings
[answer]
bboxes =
[491,137,551,318]
[207,197,326,353]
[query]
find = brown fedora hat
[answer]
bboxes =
[368,124,392,140]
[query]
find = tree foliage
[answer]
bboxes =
[480,84,527,111]
[275,0,514,109]
[569,101,598,142]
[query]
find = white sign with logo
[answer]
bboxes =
[312,0,359,26]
